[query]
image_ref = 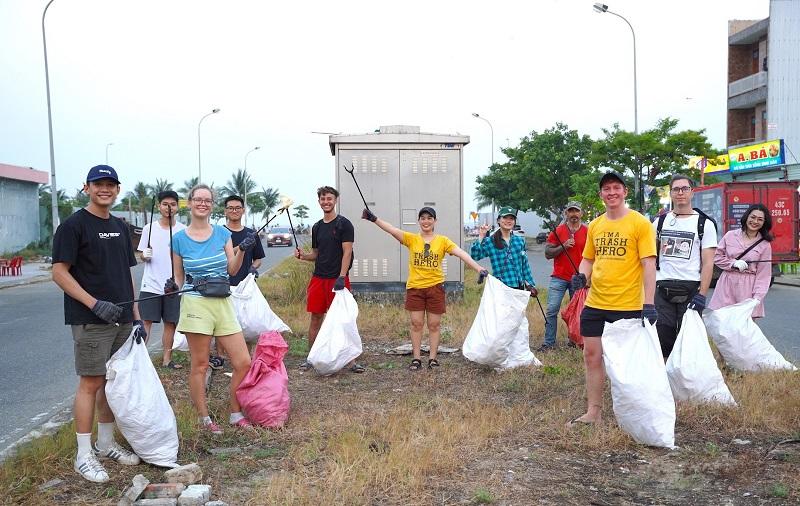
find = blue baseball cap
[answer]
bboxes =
[86,165,120,184]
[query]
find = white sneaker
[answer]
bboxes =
[94,442,141,466]
[74,452,109,483]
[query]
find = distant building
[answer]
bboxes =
[0,163,49,253]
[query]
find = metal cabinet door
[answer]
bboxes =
[337,149,401,283]
[398,149,463,283]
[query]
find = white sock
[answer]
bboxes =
[229,412,244,424]
[97,422,115,451]
[76,433,93,457]
[201,416,212,425]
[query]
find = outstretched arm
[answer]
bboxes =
[371,218,405,244]
[450,246,485,274]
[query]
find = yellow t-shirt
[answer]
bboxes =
[402,232,457,289]
[583,211,656,311]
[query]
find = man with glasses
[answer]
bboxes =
[652,174,717,360]
[223,195,265,286]
[138,190,186,369]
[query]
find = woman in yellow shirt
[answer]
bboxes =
[362,207,487,370]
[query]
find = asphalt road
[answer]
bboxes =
[0,238,297,455]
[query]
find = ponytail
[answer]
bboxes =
[491,228,506,250]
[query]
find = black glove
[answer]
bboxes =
[91,300,123,324]
[132,319,147,343]
[528,285,539,298]
[571,273,587,291]
[642,304,658,326]
[362,208,377,222]
[248,265,259,279]
[333,276,346,291]
[477,269,489,285]
[687,293,706,314]
[164,278,179,295]
[238,232,257,252]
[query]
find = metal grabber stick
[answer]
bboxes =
[254,207,287,236]
[344,163,370,210]
[168,206,175,281]
[285,209,299,249]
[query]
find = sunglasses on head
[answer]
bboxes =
[423,243,431,258]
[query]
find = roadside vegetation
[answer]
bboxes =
[1,256,798,504]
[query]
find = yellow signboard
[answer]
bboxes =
[728,139,784,172]
[178,199,188,209]
[688,155,729,175]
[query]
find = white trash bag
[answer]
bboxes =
[105,327,179,467]
[307,288,363,375]
[665,310,736,405]
[464,276,539,369]
[172,331,190,352]
[602,319,676,448]
[704,298,797,372]
[231,273,290,342]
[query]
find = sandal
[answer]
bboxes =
[164,361,183,370]
[565,416,597,429]
[349,363,366,374]
[427,358,440,369]
[408,359,423,371]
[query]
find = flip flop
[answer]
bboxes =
[565,416,596,429]
[164,361,183,370]
[349,363,366,374]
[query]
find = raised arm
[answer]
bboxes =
[362,208,406,244]
[226,238,246,276]
[450,246,485,274]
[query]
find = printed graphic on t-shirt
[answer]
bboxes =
[660,229,694,260]
[592,231,630,261]
[413,247,441,269]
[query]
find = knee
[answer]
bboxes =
[427,320,441,332]
[410,319,424,332]
[583,348,602,366]
[78,376,105,394]
[310,314,324,326]
[191,360,209,376]
[232,355,251,373]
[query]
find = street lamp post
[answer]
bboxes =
[244,146,260,227]
[105,142,114,165]
[42,0,59,233]
[197,108,220,183]
[472,112,496,219]
[592,3,642,211]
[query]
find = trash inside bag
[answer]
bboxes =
[307,289,363,375]
[236,331,290,427]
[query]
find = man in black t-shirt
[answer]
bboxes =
[52,165,146,483]
[295,186,362,372]
[223,195,265,286]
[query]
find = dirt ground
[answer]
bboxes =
[16,331,799,506]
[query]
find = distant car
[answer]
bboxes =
[266,227,293,247]
[535,232,548,244]
[513,224,526,236]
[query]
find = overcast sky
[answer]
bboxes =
[1,0,770,225]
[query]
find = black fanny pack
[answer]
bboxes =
[657,280,699,304]
[193,277,231,298]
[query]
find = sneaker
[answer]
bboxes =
[209,355,225,370]
[567,341,578,349]
[231,418,254,429]
[203,420,223,435]
[93,442,141,466]
[535,344,554,353]
[74,452,109,483]
[298,360,312,371]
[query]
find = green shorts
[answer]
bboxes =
[176,295,242,336]
[71,323,133,377]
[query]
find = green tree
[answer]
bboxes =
[219,169,256,199]
[179,177,199,198]
[591,118,720,214]
[72,188,89,208]
[293,204,309,225]
[151,178,174,195]
[259,186,280,219]
[127,182,153,224]
[568,170,606,222]
[39,185,72,243]
[475,123,593,222]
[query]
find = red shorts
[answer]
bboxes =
[405,284,446,314]
[307,275,351,314]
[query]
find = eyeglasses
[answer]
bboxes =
[423,243,431,258]
[225,206,243,211]
[670,186,692,194]
[191,198,213,205]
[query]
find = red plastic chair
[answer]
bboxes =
[1,256,22,276]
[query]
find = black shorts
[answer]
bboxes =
[580,306,642,338]
[138,291,181,323]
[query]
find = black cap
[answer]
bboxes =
[599,170,626,189]
[418,206,436,219]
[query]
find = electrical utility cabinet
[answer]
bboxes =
[329,125,469,294]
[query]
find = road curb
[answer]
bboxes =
[773,277,800,288]
[0,274,51,290]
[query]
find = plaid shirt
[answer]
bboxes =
[470,234,535,288]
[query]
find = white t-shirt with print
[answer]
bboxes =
[653,213,717,282]
[138,220,187,294]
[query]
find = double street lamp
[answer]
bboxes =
[593,3,643,211]
[244,146,260,227]
[197,108,220,182]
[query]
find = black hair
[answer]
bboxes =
[224,195,244,207]
[491,228,507,250]
[669,174,695,188]
[158,190,179,203]
[317,186,339,198]
[740,203,773,241]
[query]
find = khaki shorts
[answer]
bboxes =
[176,295,242,336]
[405,284,446,314]
[72,323,133,377]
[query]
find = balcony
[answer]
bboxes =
[729,71,767,97]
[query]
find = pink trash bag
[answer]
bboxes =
[236,331,290,428]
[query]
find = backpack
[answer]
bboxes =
[656,208,716,271]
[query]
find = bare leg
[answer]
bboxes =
[185,333,212,418]
[308,313,324,350]
[409,311,425,360]
[426,312,442,360]
[162,321,177,365]
[74,376,106,433]
[573,336,604,424]
[143,320,154,346]
[216,332,252,414]
[95,384,115,424]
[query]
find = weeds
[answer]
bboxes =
[472,488,495,504]
[768,483,789,498]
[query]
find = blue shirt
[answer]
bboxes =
[470,233,535,288]
[172,225,231,297]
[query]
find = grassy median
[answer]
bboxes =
[1,256,798,504]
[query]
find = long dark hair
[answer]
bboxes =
[740,203,773,242]
[492,216,515,250]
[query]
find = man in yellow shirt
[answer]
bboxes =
[568,170,657,428]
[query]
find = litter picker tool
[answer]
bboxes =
[168,206,175,281]
[146,195,157,248]
[344,163,370,210]
[117,287,196,306]
[286,209,299,249]
[255,197,293,236]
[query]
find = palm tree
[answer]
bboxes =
[260,186,280,219]
[72,188,89,208]
[219,169,256,199]
[179,177,199,198]
[127,182,153,224]
[151,178,174,195]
